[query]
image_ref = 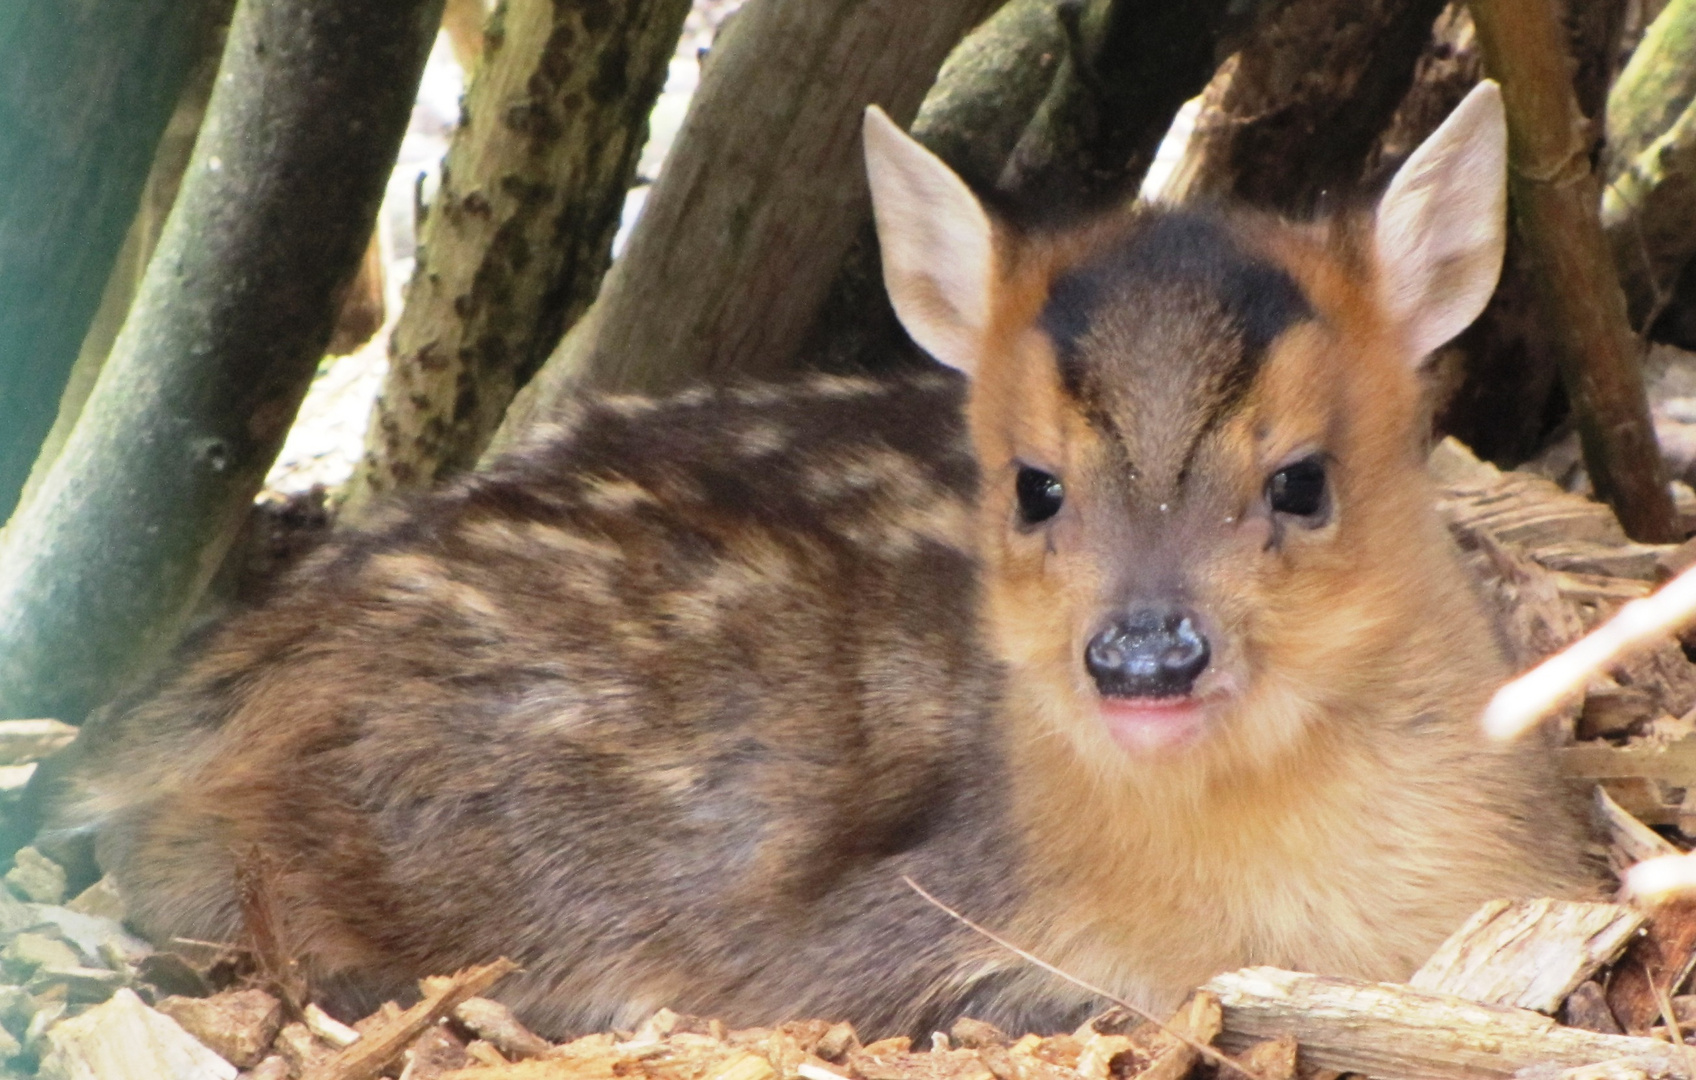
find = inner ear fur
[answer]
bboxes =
[1373,79,1508,365]
[863,105,996,378]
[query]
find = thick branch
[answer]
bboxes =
[0,0,229,522]
[1603,0,1696,327]
[1470,0,1678,542]
[10,45,222,524]
[998,0,1251,206]
[517,0,1004,414]
[0,0,444,721]
[1160,0,1447,212]
[340,0,690,516]
[1208,967,1694,1080]
[1607,0,1696,173]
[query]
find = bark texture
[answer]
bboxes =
[340,0,691,516]
[0,0,444,722]
[1208,967,1696,1080]
[1603,0,1696,328]
[513,0,1004,422]
[0,0,230,523]
[1471,0,1677,542]
[794,0,1068,380]
[996,0,1251,207]
[1158,0,1448,212]
[1607,0,1696,169]
[10,48,222,524]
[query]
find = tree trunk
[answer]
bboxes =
[998,0,1253,206]
[1606,0,1696,170]
[338,0,691,517]
[512,0,1005,423]
[1158,0,1447,212]
[9,47,222,525]
[0,0,444,722]
[0,0,231,523]
[907,0,1070,194]
[1470,0,1678,542]
[793,0,1068,380]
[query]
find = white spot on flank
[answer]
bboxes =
[731,384,788,407]
[581,477,656,512]
[806,374,881,399]
[736,421,788,458]
[598,394,660,417]
[803,446,919,500]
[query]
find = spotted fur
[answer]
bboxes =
[62,87,1592,1039]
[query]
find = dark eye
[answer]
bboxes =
[1267,457,1327,518]
[1016,466,1065,525]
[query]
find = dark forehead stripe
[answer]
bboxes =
[1038,210,1314,413]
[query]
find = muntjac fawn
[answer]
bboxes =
[60,80,1591,1038]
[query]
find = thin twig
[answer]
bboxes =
[299,957,518,1080]
[1602,173,1675,343]
[901,877,1264,1080]
[1648,957,1696,1079]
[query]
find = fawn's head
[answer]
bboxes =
[864,84,1508,779]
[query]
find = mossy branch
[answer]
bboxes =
[0,0,445,721]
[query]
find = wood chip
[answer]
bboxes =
[1582,685,1662,739]
[467,1040,512,1068]
[1600,777,1681,827]
[1564,981,1625,1035]
[0,764,36,795]
[276,1021,335,1076]
[454,996,551,1060]
[1410,898,1645,1013]
[246,1056,292,1080]
[27,964,127,1003]
[816,1021,860,1062]
[156,988,284,1069]
[306,1002,362,1048]
[1607,899,1696,1032]
[37,986,237,1080]
[0,718,77,766]
[1552,572,1655,606]
[1207,966,1696,1080]
[301,957,516,1080]
[399,1023,472,1080]
[1073,1030,1133,1080]
[850,1049,995,1080]
[1563,738,1696,783]
[1595,786,1683,876]
[1233,1036,1297,1080]
[1531,1060,1657,1080]
[1534,541,1672,582]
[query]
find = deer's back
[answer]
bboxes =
[71,371,1056,1036]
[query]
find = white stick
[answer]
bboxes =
[1483,561,1696,741]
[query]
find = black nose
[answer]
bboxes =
[1086,607,1210,698]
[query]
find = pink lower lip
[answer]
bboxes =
[1098,696,1209,753]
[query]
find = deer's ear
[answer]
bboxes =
[1374,79,1508,365]
[864,105,995,377]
